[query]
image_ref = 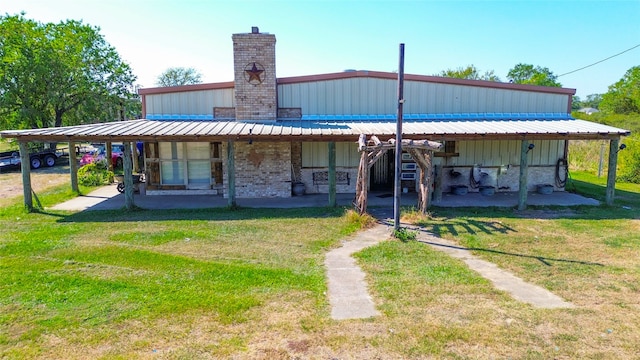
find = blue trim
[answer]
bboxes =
[145,112,573,122]
[146,114,214,121]
[299,112,573,122]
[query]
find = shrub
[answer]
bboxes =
[618,134,640,183]
[78,160,113,186]
[344,209,376,229]
[393,227,417,242]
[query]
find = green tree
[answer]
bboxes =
[572,95,582,110]
[437,65,500,81]
[583,94,603,109]
[156,67,202,87]
[507,63,562,87]
[0,13,136,130]
[600,66,640,114]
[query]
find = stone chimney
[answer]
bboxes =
[232,27,277,121]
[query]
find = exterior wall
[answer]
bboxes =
[439,165,561,193]
[291,141,302,182]
[232,30,277,121]
[145,88,234,115]
[278,77,569,115]
[299,141,359,194]
[221,141,292,198]
[300,167,358,194]
[436,139,566,193]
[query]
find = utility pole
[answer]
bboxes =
[394,43,405,231]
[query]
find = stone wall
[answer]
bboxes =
[222,141,292,198]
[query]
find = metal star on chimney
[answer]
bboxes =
[244,62,265,84]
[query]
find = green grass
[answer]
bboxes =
[567,170,640,208]
[2,176,640,358]
[0,189,361,358]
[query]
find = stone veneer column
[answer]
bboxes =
[232,27,277,121]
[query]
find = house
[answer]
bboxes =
[1,27,630,210]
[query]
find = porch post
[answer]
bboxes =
[69,141,79,193]
[434,164,443,203]
[227,140,236,207]
[517,139,529,211]
[122,141,135,209]
[328,141,336,207]
[18,141,33,211]
[605,138,619,206]
[106,141,113,172]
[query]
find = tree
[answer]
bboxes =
[437,65,500,81]
[599,66,640,114]
[156,67,202,87]
[0,14,136,130]
[572,96,582,110]
[507,63,562,87]
[582,94,603,109]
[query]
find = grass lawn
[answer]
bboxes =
[1,175,639,359]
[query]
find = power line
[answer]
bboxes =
[557,43,640,77]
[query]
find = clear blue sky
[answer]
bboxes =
[5,0,640,98]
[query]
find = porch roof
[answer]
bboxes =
[0,113,630,142]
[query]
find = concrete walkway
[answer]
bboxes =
[325,212,573,320]
[325,224,390,320]
[412,228,574,309]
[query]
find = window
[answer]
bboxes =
[444,141,456,154]
[159,142,212,188]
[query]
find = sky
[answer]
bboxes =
[4,0,640,99]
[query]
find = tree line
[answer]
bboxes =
[1,14,637,136]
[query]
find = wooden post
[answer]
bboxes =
[354,150,368,214]
[227,140,236,207]
[518,140,529,211]
[69,141,79,193]
[597,141,605,178]
[605,138,619,205]
[425,151,434,209]
[434,164,443,203]
[18,141,33,211]
[131,142,139,172]
[106,141,113,172]
[123,141,135,209]
[328,141,336,207]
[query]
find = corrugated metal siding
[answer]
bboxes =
[279,78,569,114]
[145,89,235,115]
[453,140,564,166]
[301,142,359,167]
[278,78,397,114]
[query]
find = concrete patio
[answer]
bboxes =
[50,184,600,212]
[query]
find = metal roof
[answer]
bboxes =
[0,114,630,142]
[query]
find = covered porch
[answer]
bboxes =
[49,184,599,212]
[0,115,629,213]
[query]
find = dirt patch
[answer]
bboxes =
[0,164,71,201]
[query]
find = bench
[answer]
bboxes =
[312,171,350,186]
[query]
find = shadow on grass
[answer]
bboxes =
[56,206,347,223]
[568,178,640,206]
[418,240,605,266]
[416,235,605,268]
[378,215,517,236]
